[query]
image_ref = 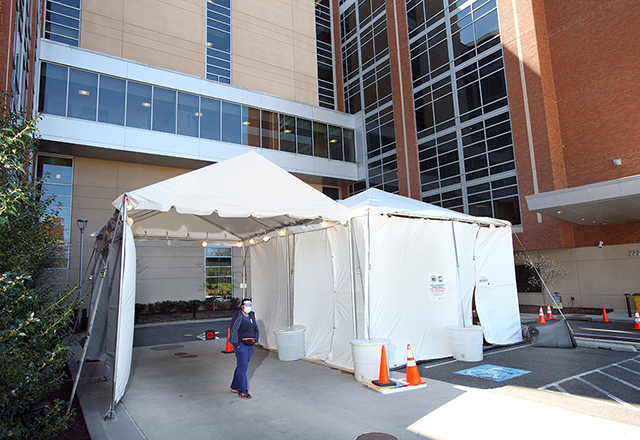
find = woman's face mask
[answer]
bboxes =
[243,305,252,313]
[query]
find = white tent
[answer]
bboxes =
[254,189,522,369]
[78,153,521,416]
[78,151,351,417]
[344,189,522,365]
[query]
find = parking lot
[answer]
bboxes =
[416,343,640,427]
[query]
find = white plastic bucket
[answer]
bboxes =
[274,325,306,361]
[350,338,391,382]
[448,325,484,362]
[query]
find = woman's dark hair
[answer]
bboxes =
[241,298,252,306]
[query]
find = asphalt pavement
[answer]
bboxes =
[68,310,640,440]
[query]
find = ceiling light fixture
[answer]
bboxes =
[142,102,151,107]
[78,90,90,96]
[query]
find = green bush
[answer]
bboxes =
[154,300,175,314]
[0,94,81,438]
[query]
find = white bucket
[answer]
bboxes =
[350,338,391,383]
[448,325,484,362]
[274,325,306,361]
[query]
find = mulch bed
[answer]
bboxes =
[50,365,91,440]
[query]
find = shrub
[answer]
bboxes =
[0,94,81,438]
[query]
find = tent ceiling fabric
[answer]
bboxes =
[112,152,351,243]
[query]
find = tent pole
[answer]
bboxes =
[347,221,357,340]
[450,221,465,327]
[287,234,295,328]
[364,209,371,340]
[106,200,128,420]
[67,210,121,416]
[66,252,110,416]
[241,244,247,298]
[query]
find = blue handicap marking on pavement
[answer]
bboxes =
[455,364,531,382]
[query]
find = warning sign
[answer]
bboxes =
[428,274,447,301]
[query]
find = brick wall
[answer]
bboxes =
[545,0,640,187]
[0,0,15,91]
[386,0,421,199]
[499,0,640,250]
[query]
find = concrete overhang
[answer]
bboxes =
[525,175,640,226]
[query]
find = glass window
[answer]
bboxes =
[474,10,499,42]
[329,126,343,160]
[313,122,328,158]
[261,111,279,150]
[177,92,199,137]
[279,115,296,153]
[481,71,507,104]
[297,119,313,156]
[39,63,67,116]
[242,107,261,147]
[221,101,241,144]
[152,87,176,133]
[458,82,482,117]
[126,82,152,130]
[67,69,97,121]
[44,0,81,46]
[200,97,221,141]
[98,76,125,125]
[206,0,231,85]
[493,196,521,225]
[37,155,73,268]
[343,129,355,162]
[205,246,233,299]
[207,27,230,53]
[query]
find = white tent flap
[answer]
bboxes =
[474,226,522,344]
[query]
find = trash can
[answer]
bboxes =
[448,325,484,362]
[350,338,391,383]
[274,325,305,361]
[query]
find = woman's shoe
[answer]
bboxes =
[238,391,252,399]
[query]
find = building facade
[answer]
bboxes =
[1,0,638,309]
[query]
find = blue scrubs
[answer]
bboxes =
[231,342,254,393]
[229,312,258,393]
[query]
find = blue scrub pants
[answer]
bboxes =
[231,343,254,393]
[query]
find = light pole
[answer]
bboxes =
[76,219,88,304]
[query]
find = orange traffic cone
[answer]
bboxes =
[405,344,424,386]
[546,305,554,320]
[602,306,609,323]
[222,328,234,353]
[537,306,547,324]
[372,345,393,387]
[633,311,640,330]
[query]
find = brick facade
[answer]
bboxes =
[498,0,640,251]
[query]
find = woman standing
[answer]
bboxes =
[229,298,259,399]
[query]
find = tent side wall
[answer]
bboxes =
[292,225,354,370]
[474,226,522,344]
[366,215,462,367]
[249,236,289,350]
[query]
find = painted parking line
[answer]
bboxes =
[539,354,640,411]
[455,364,532,382]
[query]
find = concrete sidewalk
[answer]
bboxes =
[69,310,640,440]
